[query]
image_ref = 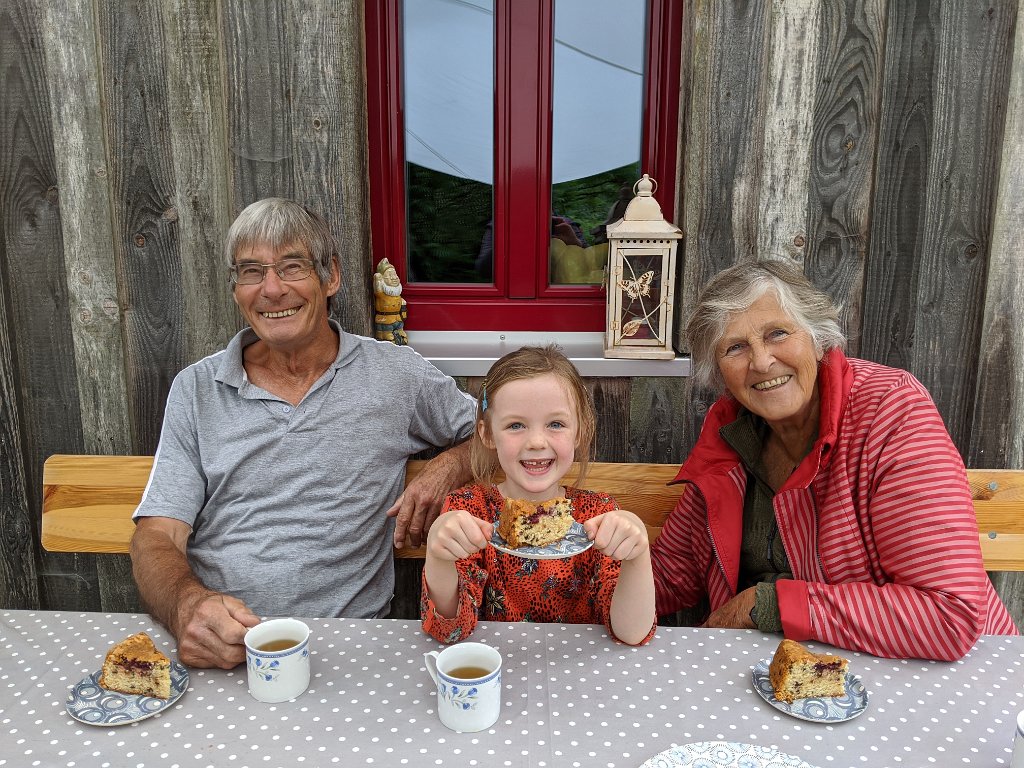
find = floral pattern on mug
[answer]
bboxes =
[248,657,281,682]
[440,683,479,711]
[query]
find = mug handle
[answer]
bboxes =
[424,651,440,686]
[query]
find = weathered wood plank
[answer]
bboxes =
[967,0,1024,471]
[970,0,1024,626]
[669,0,692,352]
[163,0,241,361]
[680,0,770,325]
[909,0,1017,453]
[0,243,37,610]
[98,1,186,455]
[223,0,295,209]
[287,1,373,336]
[1,0,93,610]
[588,377,631,463]
[627,377,693,465]
[860,0,937,372]
[804,0,885,353]
[756,0,820,264]
[40,0,132,458]
[96,555,143,614]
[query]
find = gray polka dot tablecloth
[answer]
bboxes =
[2,610,1023,768]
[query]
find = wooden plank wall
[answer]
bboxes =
[1,0,1022,628]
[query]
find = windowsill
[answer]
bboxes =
[406,331,691,378]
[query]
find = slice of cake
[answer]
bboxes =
[768,638,847,703]
[497,497,574,549]
[98,632,172,699]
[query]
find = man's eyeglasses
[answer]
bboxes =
[229,258,316,285]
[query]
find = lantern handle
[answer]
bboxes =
[633,174,657,197]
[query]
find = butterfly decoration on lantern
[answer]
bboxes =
[617,266,660,338]
[619,270,654,300]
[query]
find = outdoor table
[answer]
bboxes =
[2,609,1022,767]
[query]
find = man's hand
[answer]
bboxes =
[173,589,261,669]
[701,586,757,629]
[387,441,472,548]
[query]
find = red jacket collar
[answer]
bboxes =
[672,347,852,485]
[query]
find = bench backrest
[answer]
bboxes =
[41,454,1024,570]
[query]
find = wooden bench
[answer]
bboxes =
[41,455,1024,571]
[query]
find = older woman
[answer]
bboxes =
[650,259,1017,660]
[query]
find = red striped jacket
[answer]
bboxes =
[651,349,1018,660]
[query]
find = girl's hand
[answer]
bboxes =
[425,510,493,561]
[583,509,649,561]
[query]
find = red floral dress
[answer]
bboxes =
[420,484,656,645]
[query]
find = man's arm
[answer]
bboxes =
[130,517,260,668]
[386,439,473,549]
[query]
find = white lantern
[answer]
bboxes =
[604,175,681,359]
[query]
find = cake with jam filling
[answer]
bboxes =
[768,638,848,703]
[497,497,574,549]
[98,632,172,699]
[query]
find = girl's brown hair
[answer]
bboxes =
[471,345,596,488]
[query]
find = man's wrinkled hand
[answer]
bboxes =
[174,590,260,669]
[386,481,444,549]
[387,446,471,548]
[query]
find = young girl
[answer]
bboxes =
[421,345,656,645]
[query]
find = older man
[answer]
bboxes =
[131,198,476,669]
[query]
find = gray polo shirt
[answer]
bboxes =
[134,322,476,619]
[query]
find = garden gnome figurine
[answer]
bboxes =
[373,258,408,345]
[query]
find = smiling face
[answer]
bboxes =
[716,292,823,432]
[232,242,339,352]
[479,373,579,501]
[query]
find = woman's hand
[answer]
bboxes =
[701,586,757,629]
[584,509,650,561]
[425,509,493,562]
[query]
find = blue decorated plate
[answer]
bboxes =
[491,520,594,559]
[752,660,868,723]
[66,661,189,726]
[639,741,818,768]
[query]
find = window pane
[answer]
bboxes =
[403,0,495,283]
[549,0,646,286]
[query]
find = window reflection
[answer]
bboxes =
[550,0,647,286]
[403,0,494,283]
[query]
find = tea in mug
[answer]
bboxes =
[446,665,492,679]
[257,638,298,652]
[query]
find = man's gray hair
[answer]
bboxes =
[685,258,847,391]
[225,198,341,314]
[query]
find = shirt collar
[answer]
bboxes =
[215,318,347,390]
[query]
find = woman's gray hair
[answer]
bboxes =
[685,259,847,391]
[224,198,341,314]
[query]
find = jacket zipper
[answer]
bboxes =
[705,518,731,595]
[810,485,827,583]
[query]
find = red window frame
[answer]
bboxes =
[366,0,682,331]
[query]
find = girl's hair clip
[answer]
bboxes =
[480,380,488,412]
